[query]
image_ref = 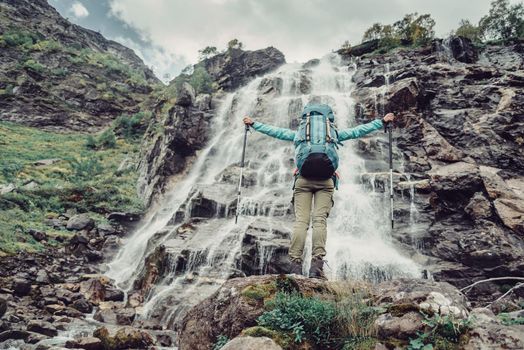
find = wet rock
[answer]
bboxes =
[65,337,103,350]
[93,326,155,350]
[448,36,478,63]
[66,215,95,231]
[221,336,283,350]
[0,298,6,318]
[176,82,196,107]
[12,277,31,296]
[0,330,31,342]
[72,298,93,313]
[106,212,142,229]
[26,320,58,337]
[104,287,124,302]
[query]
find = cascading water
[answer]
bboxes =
[106,53,420,329]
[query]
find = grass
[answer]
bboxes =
[0,121,144,254]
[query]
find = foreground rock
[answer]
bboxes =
[221,336,283,350]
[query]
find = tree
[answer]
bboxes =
[198,46,218,60]
[479,0,524,42]
[227,38,243,50]
[341,40,351,50]
[393,13,435,46]
[454,19,482,42]
[362,23,400,51]
[362,23,385,42]
[189,66,213,94]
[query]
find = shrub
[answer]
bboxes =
[212,335,229,350]
[113,112,149,139]
[257,292,337,347]
[199,46,218,60]
[97,129,117,149]
[23,59,45,73]
[85,135,97,149]
[407,313,471,350]
[67,157,103,183]
[31,40,62,52]
[3,29,40,48]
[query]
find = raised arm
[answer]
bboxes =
[243,117,295,141]
[338,113,395,141]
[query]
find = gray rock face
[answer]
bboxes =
[350,41,524,300]
[176,82,196,107]
[202,47,286,91]
[0,0,160,132]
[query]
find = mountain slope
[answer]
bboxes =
[0,0,161,132]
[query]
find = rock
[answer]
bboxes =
[12,277,32,296]
[65,337,103,350]
[221,336,283,350]
[28,229,48,242]
[72,298,93,313]
[176,82,196,107]
[178,275,331,350]
[104,287,124,302]
[374,312,424,340]
[115,308,135,325]
[0,330,31,342]
[0,298,6,318]
[34,158,61,166]
[448,36,478,63]
[106,212,142,230]
[465,192,493,220]
[202,47,286,91]
[465,308,524,349]
[0,183,15,195]
[36,269,50,284]
[93,326,155,349]
[337,39,379,57]
[96,223,118,237]
[67,214,95,231]
[493,198,524,235]
[27,320,58,337]
[79,278,106,304]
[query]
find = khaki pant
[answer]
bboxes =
[289,176,334,262]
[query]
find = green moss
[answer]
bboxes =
[241,282,277,302]
[388,303,420,317]
[23,59,45,73]
[241,326,292,348]
[343,337,378,350]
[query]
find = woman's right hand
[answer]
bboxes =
[243,116,254,126]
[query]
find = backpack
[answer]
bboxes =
[294,104,340,179]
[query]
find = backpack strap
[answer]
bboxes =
[325,117,331,144]
[305,113,311,143]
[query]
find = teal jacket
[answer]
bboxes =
[251,119,384,142]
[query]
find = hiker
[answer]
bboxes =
[243,104,395,279]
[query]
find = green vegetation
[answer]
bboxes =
[113,112,151,140]
[227,38,243,50]
[498,312,524,326]
[1,26,153,90]
[173,65,214,95]
[212,335,229,350]
[199,46,218,60]
[0,122,144,254]
[407,313,471,350]
[362,13,435,53]
[479,0,524,43]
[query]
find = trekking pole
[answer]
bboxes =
[384,121,394,229]
[235,124,250,224]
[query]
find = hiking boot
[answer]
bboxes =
[288,258,303,275]
[309,257,326,279]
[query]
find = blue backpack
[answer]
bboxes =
[294,104,341,179]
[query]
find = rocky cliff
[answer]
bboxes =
[136,47,286,205]
[345,37,524,303]
[0,0,161,132]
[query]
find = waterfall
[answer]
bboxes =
[106,53,421,328]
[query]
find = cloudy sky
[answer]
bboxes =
[49,0,517,82]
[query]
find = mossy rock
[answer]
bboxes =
[241,282,277,303]
[241,326,292,348]
[387,303,420,317]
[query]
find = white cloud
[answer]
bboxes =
[70,2,89,18]
[107,0,520,71]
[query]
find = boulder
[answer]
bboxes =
[65,337,104,350]
[448,36,478,63]
[66,214,95,231]
[465,308,524,349]
[12,277,32,296]
[93,326,155,350]
[221,336,283,350]
[176,82,196,107]
[28,229,47,242]
[26,320,58,337]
